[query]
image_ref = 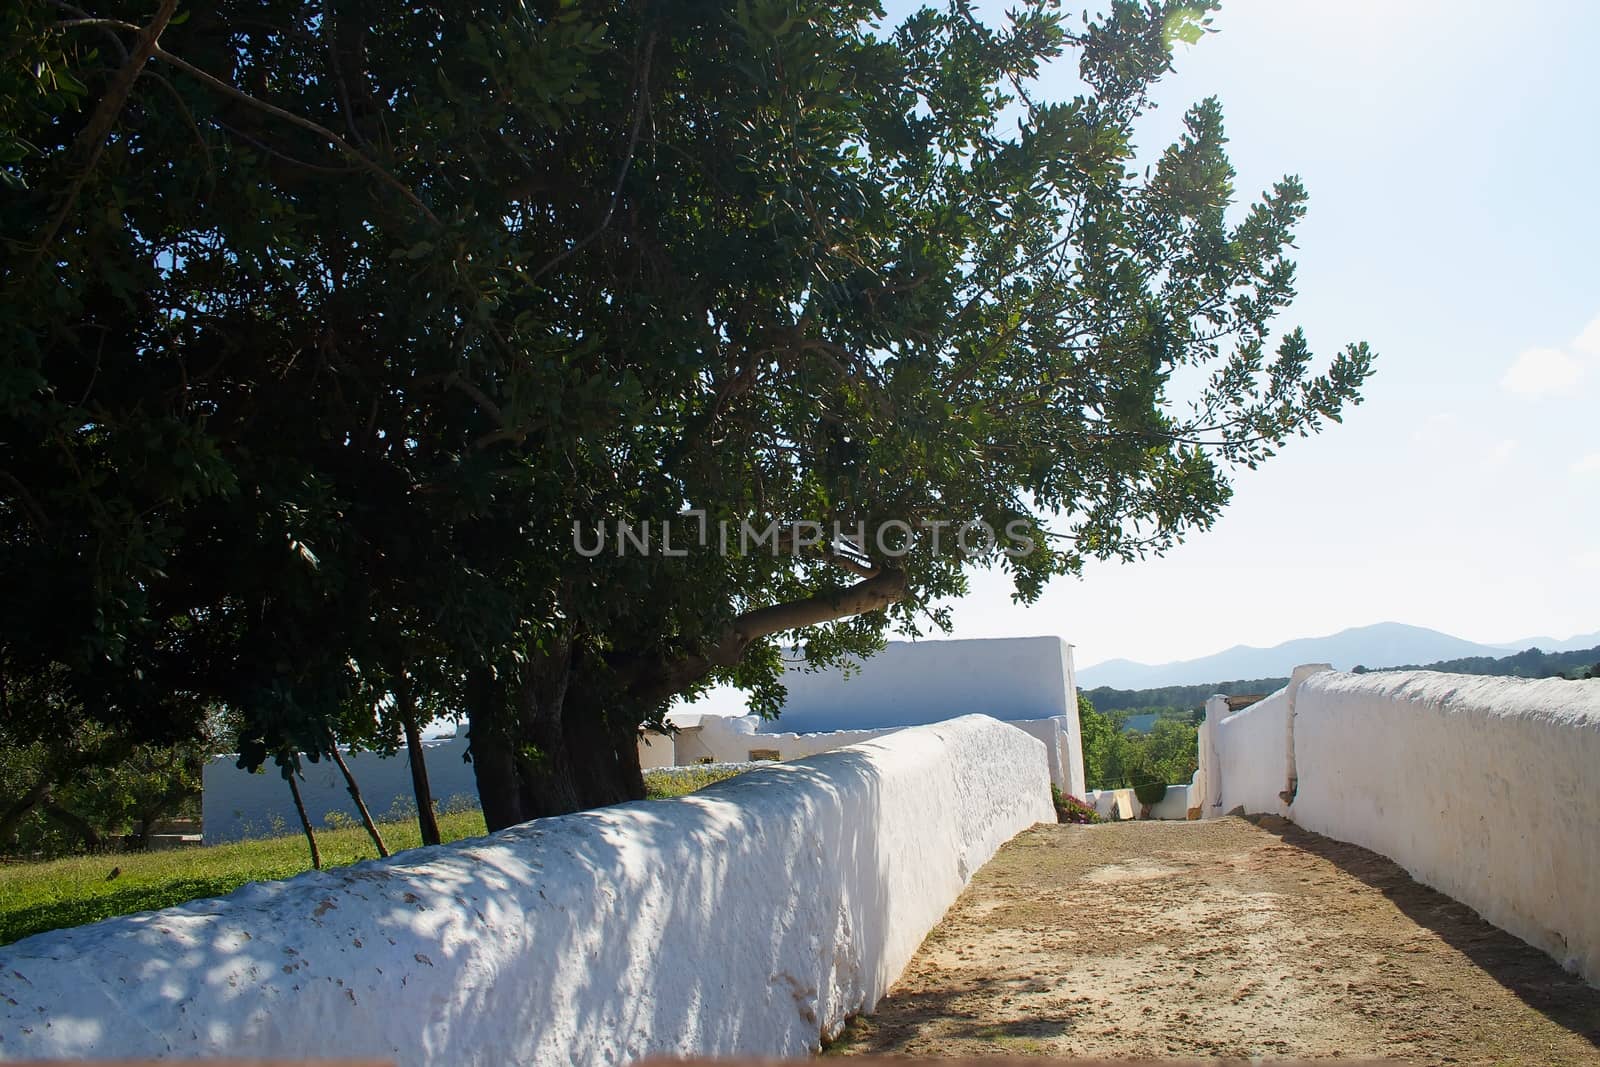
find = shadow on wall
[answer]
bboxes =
[0,716,1049,1066]
[1251,814,1600,1052]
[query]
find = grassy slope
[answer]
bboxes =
[641,764,748,799]
[1,766,750,946]
[0,809,486,947]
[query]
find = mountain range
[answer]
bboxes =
[1075,622,1600,690]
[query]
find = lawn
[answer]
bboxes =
[0,809,486,947]
[0,766,753,947]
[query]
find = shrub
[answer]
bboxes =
[1132,778,1168,808]
[1051,785,1102,824]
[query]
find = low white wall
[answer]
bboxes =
[0,715,1052,1065]
[1291,672,1600,985]
[1208,687,1292,817]
[1087,784,1193,821]
[202,738,480,843]
[1203,664,1330,819]
[681,713,1085,795]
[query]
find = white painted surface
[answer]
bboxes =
[637,730,676,769]
[1290,671,1600,985]
[0,715,1052,1066]
[202,738,480,843]
[773,636,1079,729]
[678,712,1084,795]
[1087,785,1193,821]
[1207,687,1292,817]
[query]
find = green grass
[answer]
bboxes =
[1,768,747,946]
[0,809,486,947]
[642,764,750,799]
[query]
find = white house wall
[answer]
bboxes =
[202,738,480,843]
[772,636,1078,731]
[0,715,1053,1066]
[678,712,1084,796]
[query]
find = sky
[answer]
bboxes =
[686,1,1600,714]
[928,0,1600,670]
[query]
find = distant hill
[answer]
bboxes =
[1084,643,1600,715]
[1489,630,1600,653]
[1075,621,1596,689]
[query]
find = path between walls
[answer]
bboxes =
[828,817,1600,1064]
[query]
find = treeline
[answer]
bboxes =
[1085,643,1600,718]
[1084,677,1289,715]
[1077,696,1197,795]
[1351,645,1600,680]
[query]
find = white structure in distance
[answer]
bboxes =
[665,636,1088,797]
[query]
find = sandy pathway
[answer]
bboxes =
[828,816,1600,1063]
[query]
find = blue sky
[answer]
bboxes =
[684,1,1598,720]
[930,0,1600,669]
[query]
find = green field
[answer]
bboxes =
[0,809,487,947]
[0,766,750,946]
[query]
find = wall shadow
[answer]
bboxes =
[1252,814,1600,1051]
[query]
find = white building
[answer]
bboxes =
[667,635,1087,796]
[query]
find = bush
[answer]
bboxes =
[1132,779,1168,807]
[1051,785,1102,824]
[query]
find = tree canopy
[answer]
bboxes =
[2,0,1373,829]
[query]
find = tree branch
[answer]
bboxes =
[34,0,179,261]
[149,45,439,225]
[710,568,907,667]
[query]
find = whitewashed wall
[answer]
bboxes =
[1203,664,1330,818]
[1087,784,1194,821]
[0,715,1052,1065]
[1291,671,1600,985]
[202,737,479,843]
[677,712,1084,796]
[765,636,1086,793]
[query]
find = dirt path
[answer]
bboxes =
[829,816,1600,1063]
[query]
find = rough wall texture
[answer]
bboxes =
[0,715,1052,1066]
[202,738,480,844]
[1291,671,1600,985]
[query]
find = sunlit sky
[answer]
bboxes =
[691,1,1598,714]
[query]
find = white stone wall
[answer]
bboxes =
[773,636,1079,730]
[1203,664,1330,819]
[202,738,480,843]
[677,711,1085,795]
[1290,671,1600,985]
[1208,687,1293,817]
[0,715,1052,1065]
[1086,785,1194,821]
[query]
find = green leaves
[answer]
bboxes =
[1,0,1372,807]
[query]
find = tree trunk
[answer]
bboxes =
[399,681,441,847]
[327,740,388,858]
[0,775,52,845]
[468,654,645,832]
[285,768,321,869]
[466,666,527,831]
[43,800,102,851]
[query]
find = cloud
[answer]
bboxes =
[1573,314,1600,358]
[1501,346,1585,395]
[1485,438,1517,471]
[1572,453,1600,477]
[1410,411,1456,445]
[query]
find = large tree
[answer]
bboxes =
[1,0,1372,831]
